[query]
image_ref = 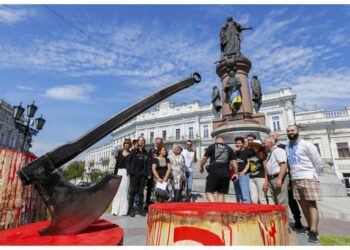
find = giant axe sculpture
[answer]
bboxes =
[17,73,201,236]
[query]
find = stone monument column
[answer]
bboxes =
[212,56,268,133]
[216,57,253,119]
[285,100,295,125]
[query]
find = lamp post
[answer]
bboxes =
[12,101,46,153]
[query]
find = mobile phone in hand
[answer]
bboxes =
[231,175,238,182]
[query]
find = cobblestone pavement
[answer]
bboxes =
[102,195,350,246]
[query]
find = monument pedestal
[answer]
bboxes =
[319,162,347,197]
[212,123,270,143]
[212,57,270,140]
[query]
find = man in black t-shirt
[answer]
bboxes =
[200,136,237,202]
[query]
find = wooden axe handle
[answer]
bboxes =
[18,73,201,184]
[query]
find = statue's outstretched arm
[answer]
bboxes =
[239,26,253,31]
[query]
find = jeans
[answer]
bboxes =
[234,174,252,203]
[185,171,193,191]
[174,189,183,202]
[128,175,146,211]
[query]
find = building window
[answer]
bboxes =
[176,129,180,140]
[189,127,194,139]
[162,130,167,141]
[314,143,321,155]
[203,125,209,138]
[150,132,154,143]
[343,173,350,188]
[337,143,350,158]
[272,116,281,131]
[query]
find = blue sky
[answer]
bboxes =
[1,4,350,156]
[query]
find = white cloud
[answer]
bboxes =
[0,20,218,96]
[329,28,350,47]
[0,6,35,24]
[241,13,339,95]
[16,85,34,91]
[1,7,349,110]
[268,8,289,17]
[44,84,96,102]
[277,68,350,108]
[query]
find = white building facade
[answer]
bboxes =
[85,100,214,172]
[260,87,296,137]
[84,140,114,172]
[0,99,30,152]
[295,107,350,192]
[84,88,350,192]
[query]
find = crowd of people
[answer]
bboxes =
[111,137,197,217]
[199,125,324,243]
[111,124,323,243]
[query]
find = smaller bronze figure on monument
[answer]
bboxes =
[220,16,253,62]
[251,74,262,113]
[224,69,242,114]
[212,86,222,118]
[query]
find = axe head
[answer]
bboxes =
[19,155,121,235]
[39,175,121,236]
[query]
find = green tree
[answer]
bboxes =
[90,169,112,183]
[61,161,85,181]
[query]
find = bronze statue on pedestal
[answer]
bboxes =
[220,16,253,62]
[212,86,222,118]
[224,68,242,115]
[251,75,262,113]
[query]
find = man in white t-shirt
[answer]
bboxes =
[181,140,197,202]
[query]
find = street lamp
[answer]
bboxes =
[12,101,46,153]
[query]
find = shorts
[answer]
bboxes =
[292,179,321,201]
[205,175,230,194]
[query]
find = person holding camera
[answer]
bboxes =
[200,136,237,202]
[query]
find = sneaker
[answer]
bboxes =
[308,231,319,243]
[292,222,305,233]
[128,211,135,217]
[292,221,304,231]
[139,210,146,217]
[294,227,306,234]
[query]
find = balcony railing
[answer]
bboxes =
[324,109,348,119]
